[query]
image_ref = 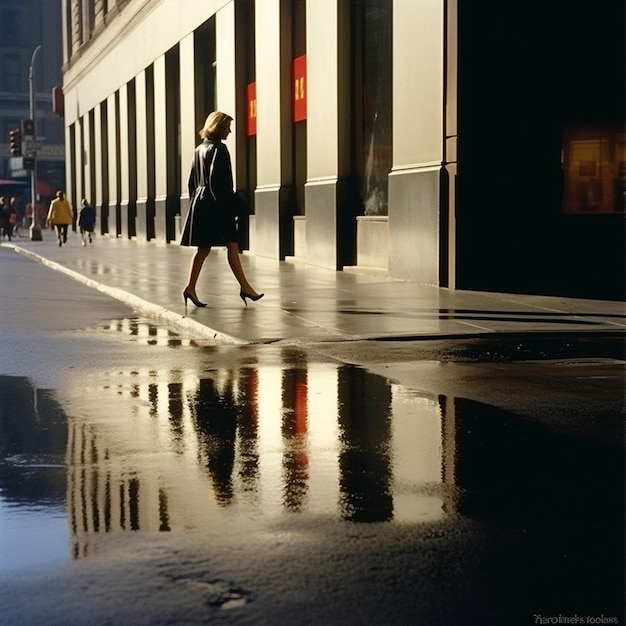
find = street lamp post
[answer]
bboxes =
[29,45,42,241]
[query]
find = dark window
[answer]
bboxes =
[2,55,21,92]
[83,0,95,37]
[0,9,19,38]
[353,0,392,216]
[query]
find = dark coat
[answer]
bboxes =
[78,204,96,231]
[0,203,10,230]
[180,138,239,247]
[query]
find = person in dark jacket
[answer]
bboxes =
[9,197,21,238]
[180,111,263,308]
[78,199,96,246]
[0,196,11,241]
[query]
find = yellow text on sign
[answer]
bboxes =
[294,77,305,101]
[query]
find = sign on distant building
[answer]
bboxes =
[247,82,256,137]
[293,55,306,122]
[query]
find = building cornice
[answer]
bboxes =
[62,0,165,91]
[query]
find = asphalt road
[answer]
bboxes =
[0,247,624,626]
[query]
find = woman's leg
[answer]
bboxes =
[226,242,260,295]
[185,246,211,296]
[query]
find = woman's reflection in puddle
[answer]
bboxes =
[190,376,238,506]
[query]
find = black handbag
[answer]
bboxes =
[232,193,251,218]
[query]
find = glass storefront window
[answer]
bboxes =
[562,126,625,214]
[354,1,392,216]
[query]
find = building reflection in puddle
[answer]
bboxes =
[0,376,69,568]
[94,318,200,347]
[65,349,448,554]
[0,320,450,564]
[337,365,393,522]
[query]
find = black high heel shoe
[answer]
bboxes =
[240,290,264,306]
[183,290,207,308]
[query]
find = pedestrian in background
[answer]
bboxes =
[47,190,74,247]
[180,111,263,308]
[9,197,22,238]
[0,196,11,241]
[78,199,96,246]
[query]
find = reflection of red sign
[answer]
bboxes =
[293,55,306,122]
[247,82,257,136]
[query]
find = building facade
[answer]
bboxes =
[0,0,65,202]
[61,0,625,300]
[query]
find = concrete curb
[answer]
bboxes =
[10,244,250,346]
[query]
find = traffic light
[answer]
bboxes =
[9,128,22,156]
[22,119,35,137]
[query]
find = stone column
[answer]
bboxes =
[135,70,150,240]
[106,92,120,236]
[305,0,356,270]
[93,103,103,232]
[388,0,445,284]
[81,112,92,209]
[444,0,458,289]
[216,3,237,163]
[179,33,196,239]
[153,55,168,242]
[72,118,83,223]
[253,0,293,259]
[118,82,137,239]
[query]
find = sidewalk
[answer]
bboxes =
[5,231,626,344]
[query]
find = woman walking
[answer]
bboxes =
[181,111,263,308]
[47,191,74,247]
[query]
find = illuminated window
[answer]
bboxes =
[562,127,625,214]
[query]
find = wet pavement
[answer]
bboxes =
[0,234,624,625]
[4,231,626,344]
[0,334,623,624]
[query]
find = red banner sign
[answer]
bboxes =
[293,55,306,122]
[247,82,257,136]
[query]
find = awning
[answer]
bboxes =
[37,180,53,196]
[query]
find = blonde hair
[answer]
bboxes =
[199,111,233,139]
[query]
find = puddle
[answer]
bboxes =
[0,344,623,578]
[0,356,447,570]
[0,380,69,569]
[91,317,203,347]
